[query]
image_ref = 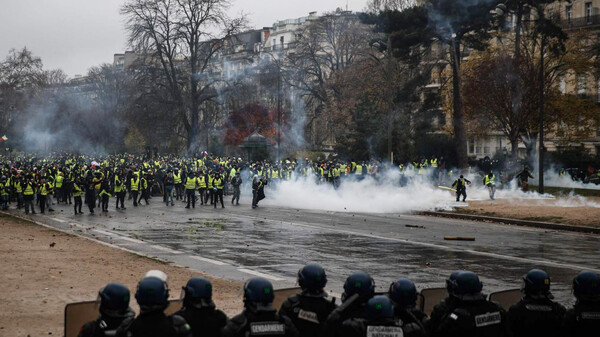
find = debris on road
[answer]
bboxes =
[444,236,475,241]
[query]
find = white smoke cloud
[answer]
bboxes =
[258,167,600,213]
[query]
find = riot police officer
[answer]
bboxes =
[325,272,375,336]
[563,270,600,335]
[429,270,508,337]
[78,282,135,337]
[340,295,403,337]
[116,276,191,337]
[388,278,428,336]
[221,277,299,337]
[507,269,565,337]
[174,277,228,337]
[279,264,337,337]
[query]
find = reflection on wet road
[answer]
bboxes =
[17,199,600,306]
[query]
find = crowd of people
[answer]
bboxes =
[80,265,599,337]
[1,152,596,214]
[0,153,459,215]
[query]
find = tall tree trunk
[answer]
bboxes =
[451,38,468,169]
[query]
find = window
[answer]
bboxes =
[566,5,572,22]
[560,76,566,94]
[476,146,482,154]
[586,2,593,24]
[578,74,587,95]
[469,138,475,154]
[484,146,490,154]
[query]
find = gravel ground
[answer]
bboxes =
[460,196,600,227]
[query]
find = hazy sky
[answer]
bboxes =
[0,0,369,77]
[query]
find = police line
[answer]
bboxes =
[64,287,521,337]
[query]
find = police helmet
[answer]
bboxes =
[182,277,214,309]
[365,295,395,321]
[446,270,466,293]
[297,264,327,292]
[135,276,169,311]
[573,270,600,302]
[459,175,464,179]
[449,271,484,301]
[388,278,418,308]
[522,269,551,296]
[243,277,274,311]
[97,282,131,318]
[342,272,375,302]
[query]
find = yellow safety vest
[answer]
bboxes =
[185,177,197,190]
[23,183,34,196]
[55,175,63,188]
[114,176,123,193]
[173,173,182,184]
[130,177,139,191]
[485,175,495,186]
[40,184,49,196]
[207,176,214,189]
[73,184,83,197]
[198,176,206,188]
[214,178,224,190]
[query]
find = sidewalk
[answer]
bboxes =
[0,212,243,337]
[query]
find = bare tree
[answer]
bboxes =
[366,0,417,13]
[283,11,375,148]
[121,0,244,152]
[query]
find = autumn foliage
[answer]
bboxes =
[223,102,281,146]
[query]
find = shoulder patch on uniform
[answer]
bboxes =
[298,309,319,324]
[366,325,404,337]
[581,311,600,320]
[249,321,286,335]
[474,311,502,327]
[525,304,553,312]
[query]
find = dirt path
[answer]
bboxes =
[459,197,600,227]
[0,213,243,337]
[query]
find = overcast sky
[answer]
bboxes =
[0,0,369,77]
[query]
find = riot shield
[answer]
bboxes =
[488,288,521,310]
[418,287,447,316]
[272,287,302,311]
[64,299,183,337]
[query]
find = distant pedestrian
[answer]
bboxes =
[231,172,242,206]
[451,175,471,202]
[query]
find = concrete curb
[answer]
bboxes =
[418,211,600,235]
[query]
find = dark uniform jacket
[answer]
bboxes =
[221,309,299,337]
[507,296,566,337]
[116,311,191,337]
[429,296,508,337]
[279,292,337,337]
[78,309,135,337]
[394,306,429,337]
[340,317,404,337]
[562,301,600,336]
[174,306,228,337]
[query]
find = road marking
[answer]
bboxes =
[189,255,229,266]
[51,217,67,223]
[238,268,287,281]
[227,212,600,273]
[149,244,183,255]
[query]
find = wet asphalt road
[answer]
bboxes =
[10,194,600,306]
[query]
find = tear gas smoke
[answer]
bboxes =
[256,167,600,214]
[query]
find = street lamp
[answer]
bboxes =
[495,2,545,194]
